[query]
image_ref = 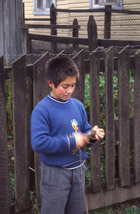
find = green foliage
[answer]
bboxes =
[84,69,135,184]
[85,74,90,120]
[9,172,15,204]
[84,69,134,120]
[8,140,14,151]
[84,199,140,214]
[30,191,41,214]
[5,79,13,137]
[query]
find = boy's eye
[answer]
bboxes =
[62,84,75,89]
[62,85,68,89]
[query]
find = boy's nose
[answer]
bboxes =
[67,87,73,94]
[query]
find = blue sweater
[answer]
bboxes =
[31,94,91,169]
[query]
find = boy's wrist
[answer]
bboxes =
[68,135,77,150]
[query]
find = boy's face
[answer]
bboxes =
[48,76,77,101]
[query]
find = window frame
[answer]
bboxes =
[33,0,55,15]
[90,0,122,9]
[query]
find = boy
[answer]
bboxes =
[31,55,105,214]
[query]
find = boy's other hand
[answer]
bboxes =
[74,133,89,148]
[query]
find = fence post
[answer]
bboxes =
[118,46,130,187]
[73,18,79,51]
[104,5,111,39]
[72,49,85,103]
[33,52,50,202]
[0,56,10,213]
[1,0,25,64]
[89,50,101,193]
[87,15,98,51]
[50,3,57,53]
[134,50,140,183]
[12,55,30,212]
[105,47,115,190]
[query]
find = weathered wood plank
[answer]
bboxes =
[33,52,50,202]
[72,49,85,103]
[73,19,79,50]
[0,56,10,213]
[104,5,111,39]
[26,73,34,190]
[86,182,140,211]
[27,24,80,29]
[10,0,17,61]
[118,46,130,187]
[28,33,88,45]
[134,50,140,183]
[98,39,140,48]
[0,1,4,56]
[89,50,101,193]
[12,55,30,212]
[4,0,11,64]
[25,18,50,21]
[55,7,140,14]
[105,47,115,190]
[15,0,23,55]
[87,15,98,51]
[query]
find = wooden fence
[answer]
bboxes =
[25,4,140,54]
[1,46,140,213]
[26,15,140,55]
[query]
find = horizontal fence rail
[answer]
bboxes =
[24,3,140,52]
[25,10,140,54]
[1,46,140,213]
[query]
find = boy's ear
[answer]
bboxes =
[48,80,53,88]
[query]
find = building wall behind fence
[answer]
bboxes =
[23,0,140,40]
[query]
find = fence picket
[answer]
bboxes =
[12,55,30,212]
[134,50,140,183]
[105,47,115,190]
[89,50,101,193]
[72,49,85,103]
[26,69,34,190]
[0,1,4,56]
[0,56,10,213]
[33,52,50,202]
[118,47,130,187]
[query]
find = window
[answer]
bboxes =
[90,0,122,9]
[34,0,55,15]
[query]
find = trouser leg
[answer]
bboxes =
[65,164,87,214]
[40,162,72,214]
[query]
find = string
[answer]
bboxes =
[79,149,89,214]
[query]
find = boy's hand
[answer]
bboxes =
[74,133,89,148]
[74,126,105,149]
[89,126,105,140]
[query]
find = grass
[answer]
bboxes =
[29,191,140,214]
[84,198,140,214]
[29,197,140,214]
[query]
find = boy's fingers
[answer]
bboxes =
[95,130,105,139]
[90,126,105,140]
[92,126,98,131]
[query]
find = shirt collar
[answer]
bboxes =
[48,94,69,104]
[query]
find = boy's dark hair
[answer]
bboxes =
[45,55,80,87]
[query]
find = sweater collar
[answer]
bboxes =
[48,94,69,104]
